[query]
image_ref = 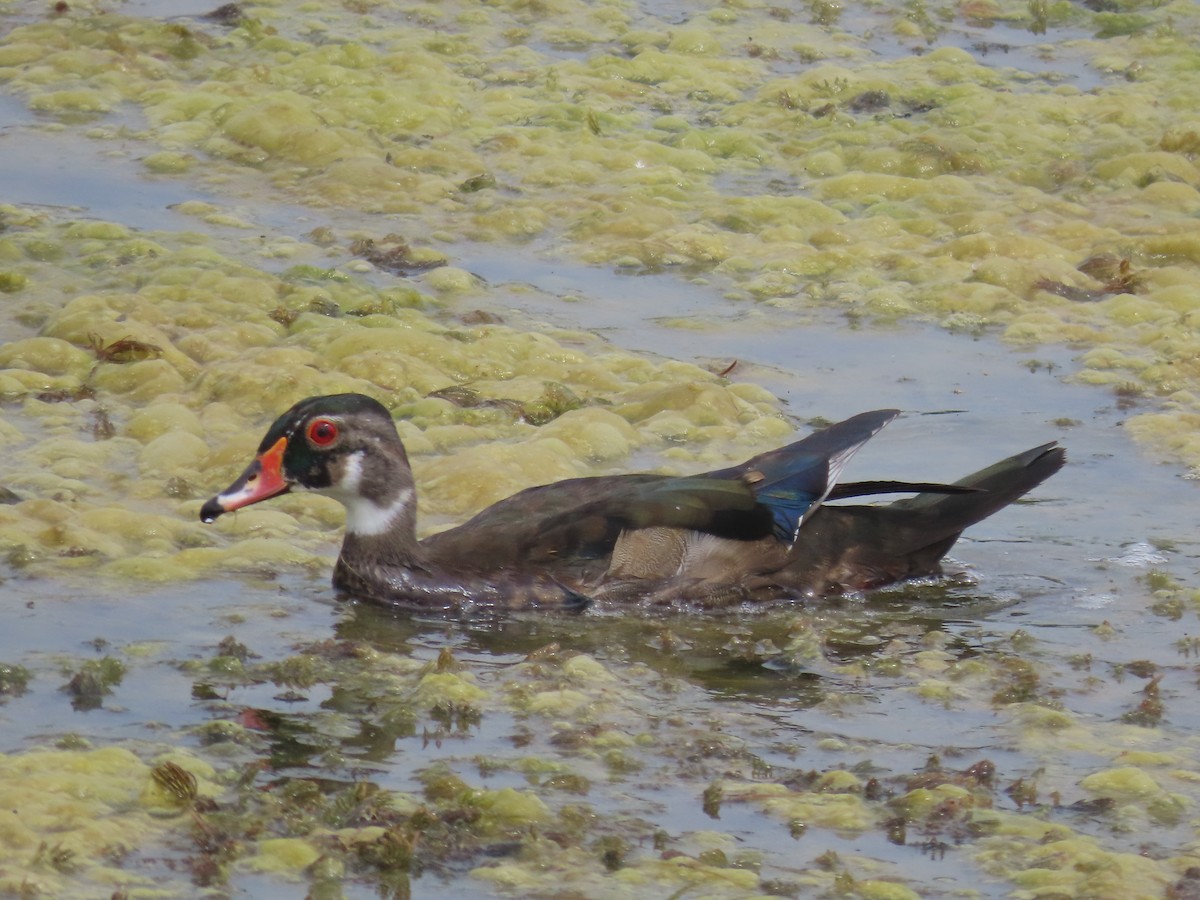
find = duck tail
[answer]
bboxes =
[869,442,1065,572]
[896,441,1064,522]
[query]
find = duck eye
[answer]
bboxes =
[307,418,339,447]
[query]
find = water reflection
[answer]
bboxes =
[336,584,1016,710]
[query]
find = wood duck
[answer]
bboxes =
[200,393,1065,611]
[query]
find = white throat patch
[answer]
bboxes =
[344,488,413,536]
[318,451,412,537]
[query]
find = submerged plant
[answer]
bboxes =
[62,656,126,711]
[0,662,31,697]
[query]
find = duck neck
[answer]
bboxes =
[326,446,427,571]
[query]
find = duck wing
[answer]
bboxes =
[420,409,905,574]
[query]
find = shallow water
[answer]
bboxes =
[3,0,1200,896]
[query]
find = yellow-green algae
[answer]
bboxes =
[0,746,221,897]
[1,0,1200,465]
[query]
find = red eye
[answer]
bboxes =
[308,418,339,446]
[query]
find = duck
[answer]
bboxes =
[200,393,1065,611]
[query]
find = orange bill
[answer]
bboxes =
[199,436,290,523]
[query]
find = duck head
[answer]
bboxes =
[200,393,417,539]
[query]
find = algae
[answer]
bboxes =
[0,1,1198,466]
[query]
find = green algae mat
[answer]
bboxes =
[2,0,1200,896]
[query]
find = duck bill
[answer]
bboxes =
[199,437,291,523]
